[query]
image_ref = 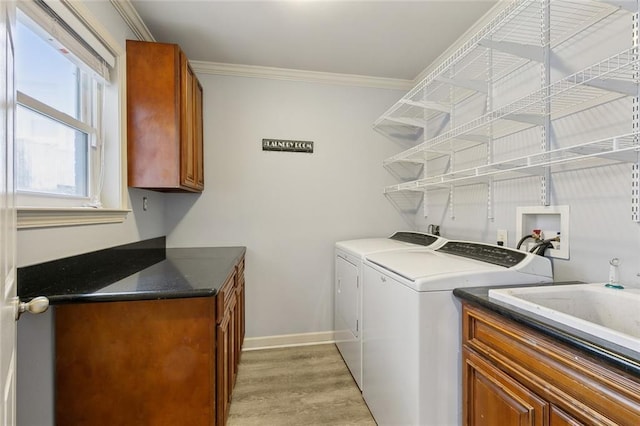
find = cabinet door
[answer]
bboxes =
[227,294,237,396]
[233,275,244,382]
[235,256,246,348]
[56,298,216,426]
[216,305,232,426]
[180,55,197,189]
[194,79,204,189]
[463,348,548,426]
[127,40,182,190]
[550,406,583,426]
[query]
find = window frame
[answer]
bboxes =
[15,0,129,228]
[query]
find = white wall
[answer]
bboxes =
[165,74,408,338]
[17,188,165,266]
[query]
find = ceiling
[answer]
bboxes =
[128,1,498,81]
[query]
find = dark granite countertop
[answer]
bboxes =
[454,283,640,377]
[18,237,246,304]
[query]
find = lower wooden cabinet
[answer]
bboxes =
[464,348,547,426]
[56,297,217,425]
[56,255,246,426]
[462,303,640,426]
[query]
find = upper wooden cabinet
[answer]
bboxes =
[126,40,204,192]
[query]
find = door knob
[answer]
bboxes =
[15,296,50,320]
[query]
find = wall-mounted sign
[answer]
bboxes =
[262,139,314,153]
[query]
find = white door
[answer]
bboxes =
[0,0,17,424]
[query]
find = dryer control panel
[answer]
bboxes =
[437,242,526,268]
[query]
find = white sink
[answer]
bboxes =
[488,283,640,353]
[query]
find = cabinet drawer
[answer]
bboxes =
[463,304,640,425]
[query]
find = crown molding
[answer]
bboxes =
[110,0,155,41]
[191,61,413,91]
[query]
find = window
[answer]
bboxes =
[16,7,104,207]
[15,0,129,228]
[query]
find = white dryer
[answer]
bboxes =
[362,241,553,426]
[334,232,446,390]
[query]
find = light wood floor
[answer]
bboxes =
[228,344,376,425]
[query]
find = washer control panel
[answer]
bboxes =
[389,232,438,247]
[437,241,526,268]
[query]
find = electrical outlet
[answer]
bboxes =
[143,196,148,211]
[496,229,508,246]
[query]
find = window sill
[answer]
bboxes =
[17,207,131,229]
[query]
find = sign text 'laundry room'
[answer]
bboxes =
[262,139,314,153]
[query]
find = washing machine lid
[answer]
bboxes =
[365,241,553,292]
[336,232,445,257]
[366,249,497,281]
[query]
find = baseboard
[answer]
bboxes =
[242,331,336,351]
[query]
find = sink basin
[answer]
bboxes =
[488,283,640,353]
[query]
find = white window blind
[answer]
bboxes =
[17,0,115,81]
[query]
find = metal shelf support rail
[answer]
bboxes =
[540,0,551,207]
[487,40,496,221]
[632,5,640,222]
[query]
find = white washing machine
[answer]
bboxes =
[362,241,553,426]
[334,232,447,390]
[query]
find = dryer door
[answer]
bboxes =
[335,255,359,340]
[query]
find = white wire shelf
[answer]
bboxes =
[373,0,620,142]
[383,47,639,167]
[384,161,425,183]
[383,132,640,193]
[383,190,425,215]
